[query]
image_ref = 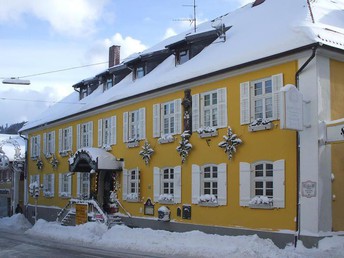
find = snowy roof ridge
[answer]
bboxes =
[20,0,344,132]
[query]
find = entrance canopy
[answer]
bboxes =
[69,147,122,172]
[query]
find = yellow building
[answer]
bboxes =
[19,0,344,247]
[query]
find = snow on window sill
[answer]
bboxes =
[126,139,139,148]
[101,145,112,152]
[30,156,39,161]
[248,119,273,132]
[249,203,274,209]
[198,194,218,206]
[158,194,174,204]
[197,127,218,138]
[43,192,54,198]
[248,196,273,209]
[44,153,52,159]
[59,192,71,198]
[126,198,140,203]
[158,135,175,144]
[126,193,140,202]
[59,151,70,157]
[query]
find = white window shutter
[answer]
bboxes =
[43,174,48,192]
[98,119,103,147]
[174,99,182,134]
[37,135,41,157]
[30,137,34,158]
[58,129,62,153]
[43,133,47,155]
[192,94,200,132]
[77,172,81,196]
[51,174,55,196]
[111,116,117,145]
[122,169,128,200]
[88,121,93,147]
[217,163,227,206]
[153,104,161,138]
[59,173,63,195]
[153,167,161,202]
[136,168,140,198]
[272,73,283,120]
[217,88,228,128]
[240,82,250,125]
[174,166,182,204]
[239,162,251,206]
[273,159,285,208]
[68,174,72,196]
[192,164,201,204]
[139,108,146,140]
[77,124,81,149]
[51,131,55,154]
[68,126,73,151]
[123,112,128,143]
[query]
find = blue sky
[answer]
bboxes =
[0,0,249,125]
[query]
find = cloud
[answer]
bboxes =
[0,87,71,125]
[162,28,178,40]
[0,0,109,38]
[85,33,148,68]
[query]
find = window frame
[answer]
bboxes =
[30,135,41,159]
[176,49,190,65]
[59,126,73,154]
[43,131,55,158]
[43,173,55,198]
[123,108,145,143]
[153,166,181,204]
[77,121,93,149]
[98,116,116,148]
[251,78,273,121]
[122,168,140,202]
[59,173,72,198]
[77,172,90,199]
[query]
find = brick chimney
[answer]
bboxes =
[108,45,120,68]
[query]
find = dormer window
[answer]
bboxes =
[134,65,145,80]
[177,49,190,65]
[104,79,113,92]
[80,88,87,100]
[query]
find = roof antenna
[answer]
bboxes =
[174,0,197,32]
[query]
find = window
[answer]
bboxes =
[177,49,190,65]
[59,173,72,198]
[153,99,182,138]
[43,131,55,158]
[192,88,227,132]
[30,174,40,186]
[123,108,145,142]
[77,172,90,199]
[104,79,113,91]
[239,160,285,208]
[135,66,145,79]
[30,135,41,159]
[77,121,93,149]
[43,174,55,197]
[80,87,88,100]
[153,166,181,204]
[98,116,116,148]
[240,73,283,125]
[58,126,72,154]
[192,163,227,206]
[122,168,140,202]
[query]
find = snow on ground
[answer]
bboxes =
[1,214,344,258]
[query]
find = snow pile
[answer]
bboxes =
[0,214,32,231]
[1,215,344,257]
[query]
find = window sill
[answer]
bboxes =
[198,131,218,138]
[44,153,52,159]
[59,151,70,157]
[30,156,39,161]
[158,200,175,205]
[126,140,139,148]
[43,194,54,198]
[126,198,140,203]
[158,136,175,144]
[198,202,219,207]
[249,204,274,209]
[248,122,273,132]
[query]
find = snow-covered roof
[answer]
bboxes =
[21,0,344,132]
[0,134,26,161]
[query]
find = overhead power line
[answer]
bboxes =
[0,97,85,105]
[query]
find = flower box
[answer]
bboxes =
[127,140,139,148]
[158,135,175,144]
[248,119,273,132]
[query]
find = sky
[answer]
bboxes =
[1,214,344,257]
[0,0,251,126]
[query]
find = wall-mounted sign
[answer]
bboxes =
[144,198,154,216]
[75,203,88,225]
[326,118,344,144]
[301,180,317,198]
[280,84,304,131]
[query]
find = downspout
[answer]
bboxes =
[19,132,29,218]
[294,45,317,247]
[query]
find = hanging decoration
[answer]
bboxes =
[218,127,242,160]
[36,158,43,170]
[139,140,154,165]
[50,155,59,169]
[176,131,192,163]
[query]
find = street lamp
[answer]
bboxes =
[2,77,30,85]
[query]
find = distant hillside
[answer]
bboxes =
[0,122,26,134]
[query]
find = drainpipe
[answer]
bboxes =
[19,132,28,218]
[294,45,317,247]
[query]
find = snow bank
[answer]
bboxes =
[1,215,344,257]
[0,214,32,231]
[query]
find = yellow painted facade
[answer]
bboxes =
[330,59,344,231]
[27,60,299,231]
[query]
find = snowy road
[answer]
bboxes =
[0,229,166,258]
